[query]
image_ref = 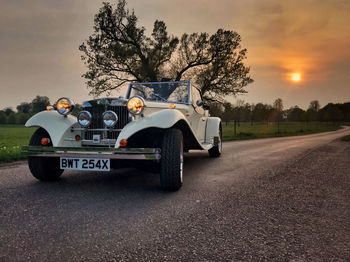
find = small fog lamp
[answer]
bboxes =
[102,111,118,128]
[77,111,92,127]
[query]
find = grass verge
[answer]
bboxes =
[0,125,36,163]
[0,122,346,164]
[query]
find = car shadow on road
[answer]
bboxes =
[24,151,213,199]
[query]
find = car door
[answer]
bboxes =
[189,87,207,143]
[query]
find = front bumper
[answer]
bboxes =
[22,146,161,160]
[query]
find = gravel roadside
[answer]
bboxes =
[1,137,349,261]
[103,139,350,261]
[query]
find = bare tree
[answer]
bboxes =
[80,0,253,102]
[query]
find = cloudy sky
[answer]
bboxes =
[1,0,349,110]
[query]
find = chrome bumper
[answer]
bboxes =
[22,146,161,160]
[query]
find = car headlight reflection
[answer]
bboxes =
[103,110,118,128]
[127,96,145,115]
[56,97,74,116]
[77,111,92,127]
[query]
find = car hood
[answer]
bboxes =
[82,98,127,108]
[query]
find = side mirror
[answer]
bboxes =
[203,104,210,110]
[196,99,204,107]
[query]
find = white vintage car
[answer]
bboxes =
[23,81,222,190]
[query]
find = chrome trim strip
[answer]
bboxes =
[22,146,161,160]
[22,146,160,153]
[34,153,160,160]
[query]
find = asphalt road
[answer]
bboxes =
[1,127,350,261]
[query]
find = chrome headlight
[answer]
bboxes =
[102,110,118,128]
[77,111,92,127]
[127,96,145,115]
[56,97,74,115]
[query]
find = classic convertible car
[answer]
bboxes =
[23,81,222,190]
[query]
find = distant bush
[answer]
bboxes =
[341,135,350,142]
[0,111,6,124]
[0,111,32,125]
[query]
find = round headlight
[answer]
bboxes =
[102,110,118,128]
[127,96,145,115]
[77,111,92,127]
[56,97,74,115]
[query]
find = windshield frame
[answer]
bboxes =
[126,81,191,105]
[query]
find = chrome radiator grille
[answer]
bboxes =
[83,105,130,140]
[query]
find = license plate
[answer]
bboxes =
[60,157,110,171]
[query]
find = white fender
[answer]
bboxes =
[205,117,221,143]
[25,111,81,147]
[115,109,208,149]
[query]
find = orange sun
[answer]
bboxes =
[291,72,301,82]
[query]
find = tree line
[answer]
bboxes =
[209,99,350,123]
[0,96,51,125]
[0,96,81,125]
[1,95,348,125]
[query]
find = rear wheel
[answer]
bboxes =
[160,129,183,191]
[208,124,222,157]
[28,128,63,181]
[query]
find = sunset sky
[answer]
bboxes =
[1,0,349,110]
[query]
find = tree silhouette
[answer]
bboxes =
[3,107,14,116]
[31,96,50,114]
[252,103,271,122]
[16,102,31,114]
[308,100,320,112]
[80,0,253,103]
[286,106,305,121]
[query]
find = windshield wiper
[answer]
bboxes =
[152,93,168,102]
[131,86,168,102]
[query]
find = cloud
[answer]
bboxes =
[0,0,349,109]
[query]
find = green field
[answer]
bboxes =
[0,122,346,164]
[222,121,343,141]
[0,125,37,163]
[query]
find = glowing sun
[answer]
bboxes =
[291,73,301,82]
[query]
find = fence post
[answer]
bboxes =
[234,120,237,136]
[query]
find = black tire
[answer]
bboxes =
[28,128,63,181]
[160,129,183,191]
[208,124,222,157]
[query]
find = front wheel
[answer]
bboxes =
[160,129,183,191]
[28,128,63,181]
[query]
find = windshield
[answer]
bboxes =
[128,81,190,104]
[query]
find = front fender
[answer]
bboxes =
[25,111,80,147]
[116,109,199,148]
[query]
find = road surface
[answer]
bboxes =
[1,127,350,261]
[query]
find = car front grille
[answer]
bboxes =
[83,105,130,141]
